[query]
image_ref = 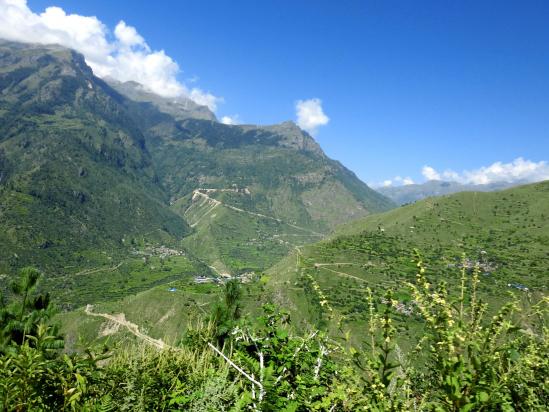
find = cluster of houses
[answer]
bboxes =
[132,245,185,259]
[193,271,255,285]
[168,272,256,293]
[507,282,529,292]
[196,186,251,195]
[447,251,497,273]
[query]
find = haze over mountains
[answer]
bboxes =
[378,179,519,205]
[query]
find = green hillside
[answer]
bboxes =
[0,41,394,310]
[173,189,323,273]
[58,181,549,352]
[109,78,394,272]
[266,181,549,338]
[0,41,190,285]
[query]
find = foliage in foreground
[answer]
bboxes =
[1,256,547,411]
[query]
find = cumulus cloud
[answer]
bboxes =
[220,115,241,125]
[421,166,441,181]
[295,98,329,135]
[0,0,221,110]
[422,158,549,185]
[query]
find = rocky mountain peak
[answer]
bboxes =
[105,78,217,122]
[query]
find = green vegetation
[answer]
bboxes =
[0,40,393,292]
[0,41,190,282]
[176,192,323,273]
[1,258,547,410]
[267,182,549,342]
[1,40,548,410]
[149,119,393,271]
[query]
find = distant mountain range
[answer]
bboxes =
[377,180,521,205]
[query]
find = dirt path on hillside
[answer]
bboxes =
[84,305,172,350]
[189,190,325,236]
[313,262,360,267]
[73,262,124,277]
[319,266,368,283]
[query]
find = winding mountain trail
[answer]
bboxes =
[187,189,325,236]
[313,262,360,267]
[318,266,368,283]
[295,246,371,284]
[84,305,261,386]
[73,262,124,277]
[84,305,172,350]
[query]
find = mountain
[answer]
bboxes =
[266,180,549,336]
[378,179,519,205]
[0,40,393,305]
[58,179,549,349]
[105,69,394,274]
[106,78,217,122]
[0,41,192,276]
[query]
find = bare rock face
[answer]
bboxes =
[247,121,324,155]
[105,78,217,122]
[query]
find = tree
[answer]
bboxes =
[211,279,242,345]
[0,267,61,353]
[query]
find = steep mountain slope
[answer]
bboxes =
[0,41,190,278]
[103,82,394,272]
[378,179,518,205]
[110,84,394,272]
[106,78,217,122]
[0,41,393,305]
[266,181,549,335]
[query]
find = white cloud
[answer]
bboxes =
[0,0,221,110]
[295,98,329,135]
[372,175,414,188]
[220,115,240,125]
[461,158,549,185]
[189,89,223,112]
[114,20,148,50]
[421,166,441,181]
[422,158,549,185]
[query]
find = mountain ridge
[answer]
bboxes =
[378,179,521,205]
[0,40,393,288]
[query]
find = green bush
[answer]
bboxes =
[1,257,547,410]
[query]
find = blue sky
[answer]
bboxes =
[17,1,549,185]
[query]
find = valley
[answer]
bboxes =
[0,40,391,303]
[0,39,547,411]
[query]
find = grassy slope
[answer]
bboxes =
[173,191,324,274]
[62,182,549,351]
[57,272,267,350]
[266,181,549,343]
